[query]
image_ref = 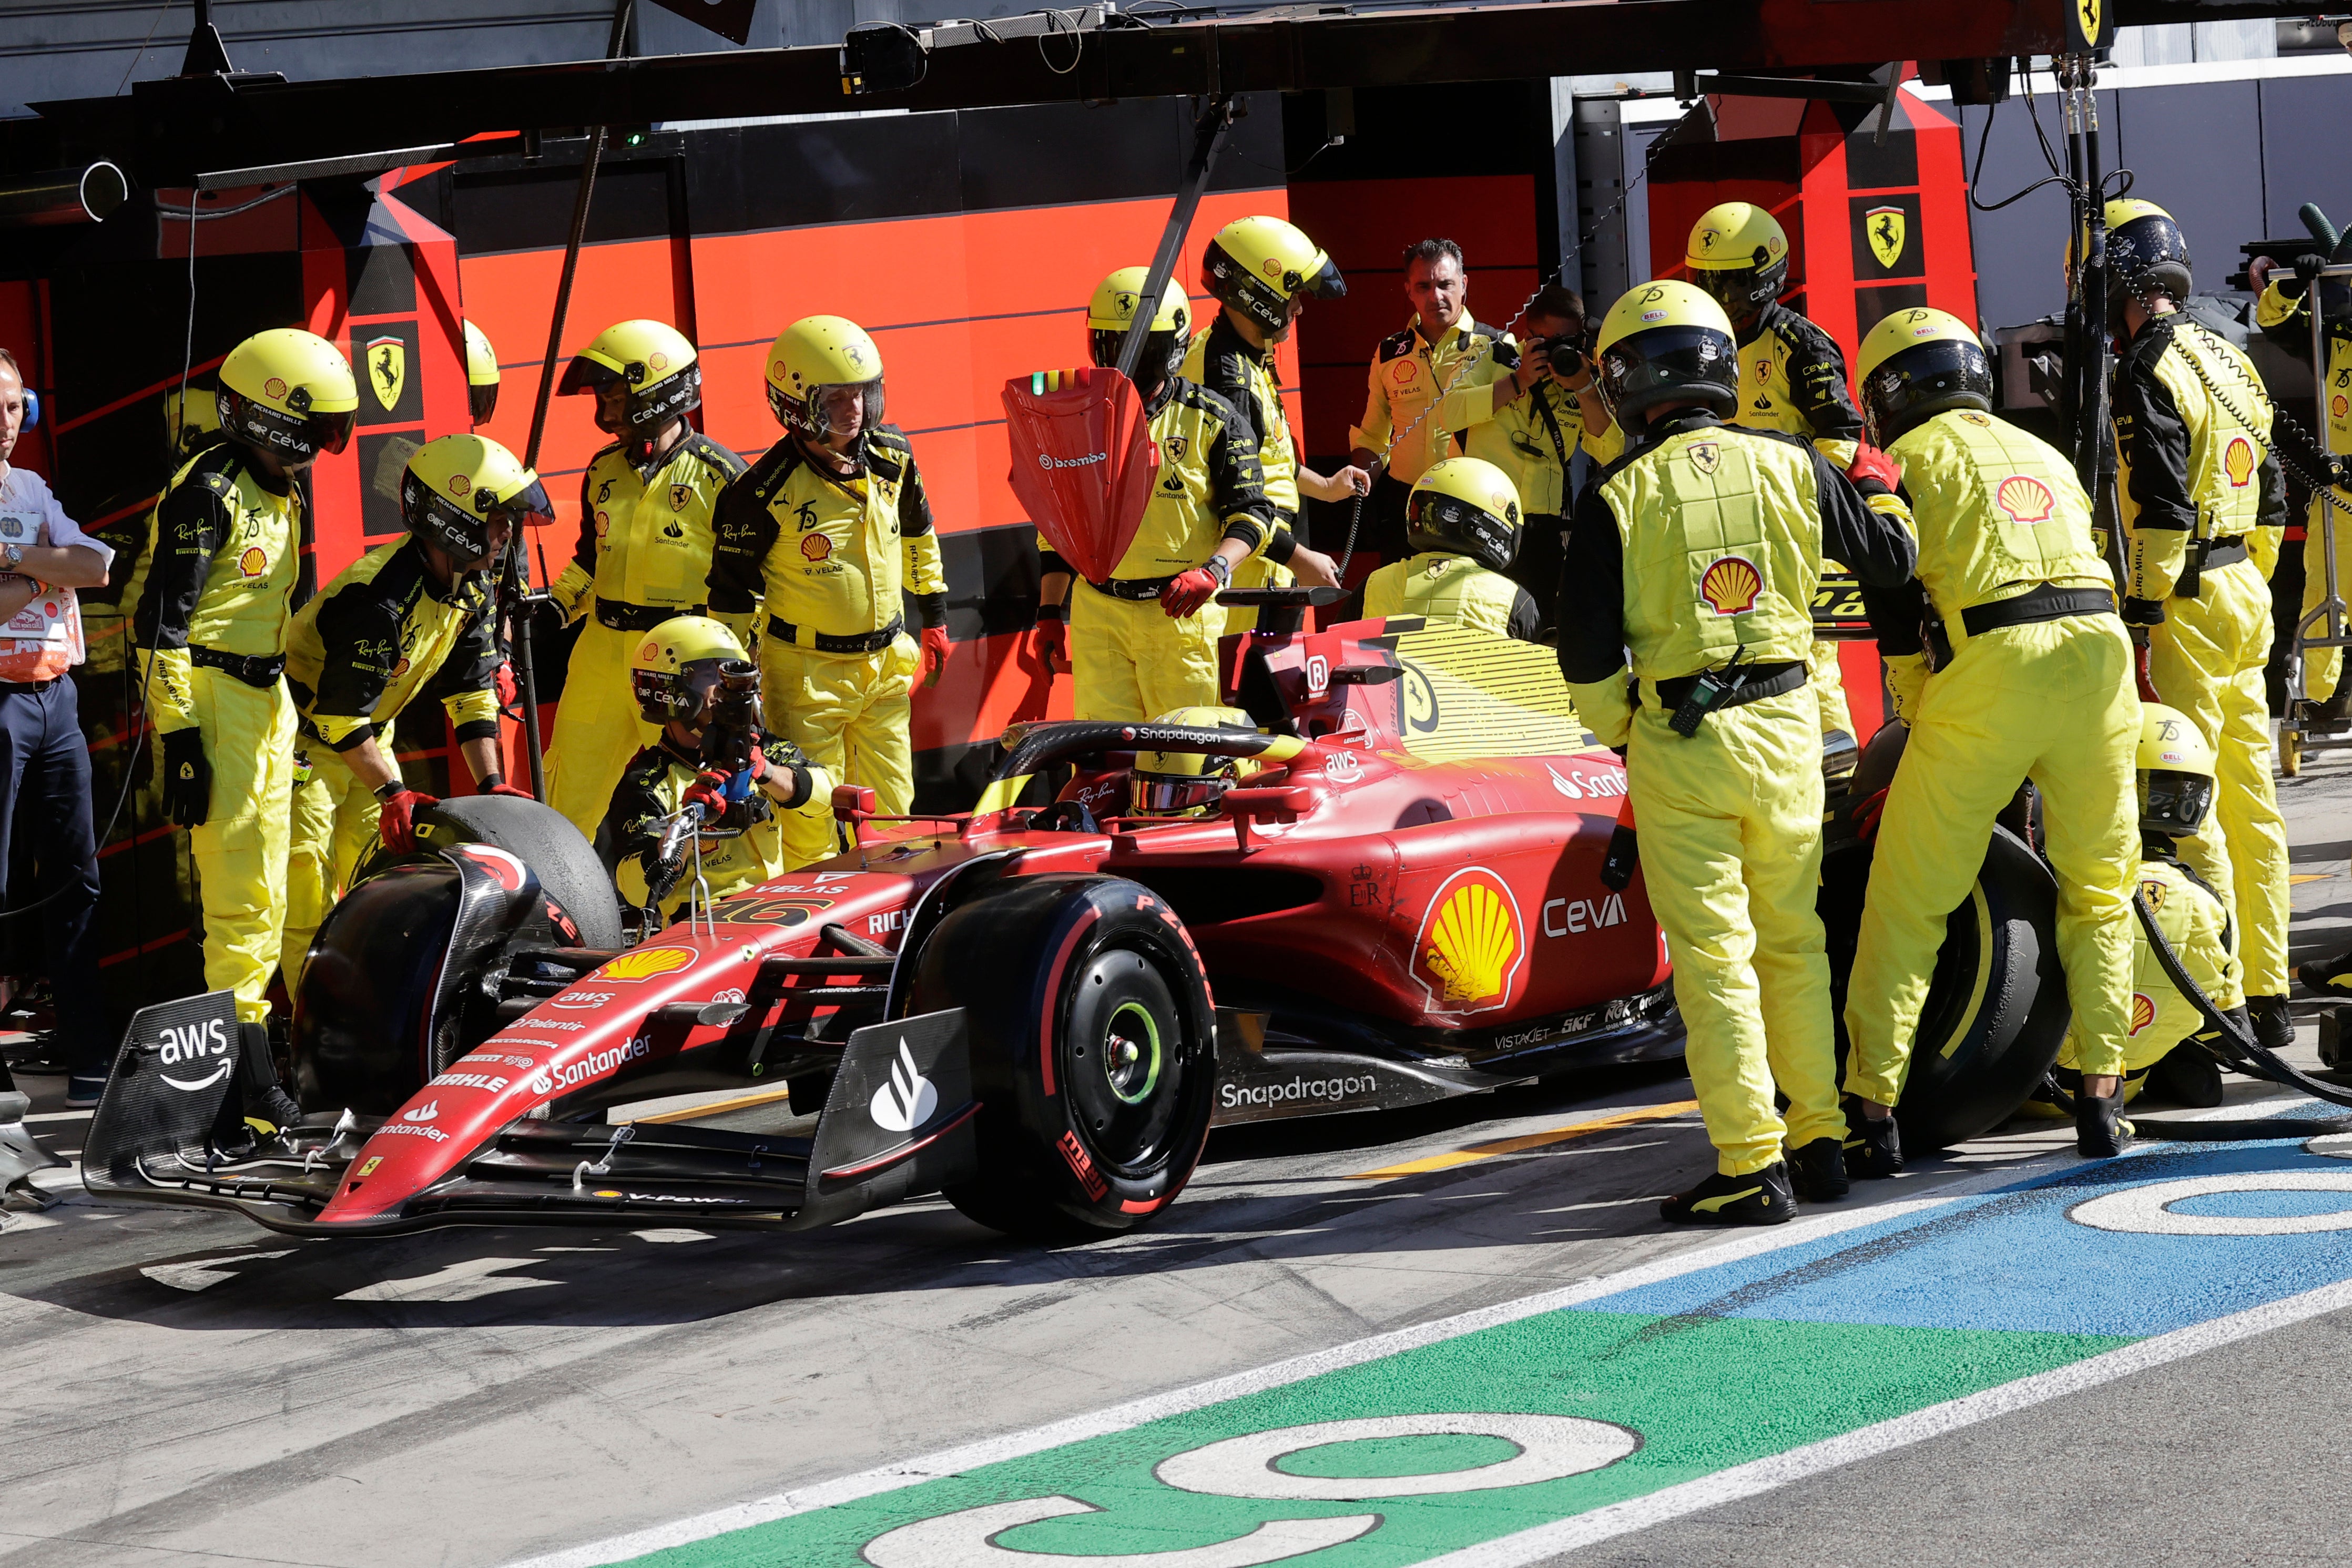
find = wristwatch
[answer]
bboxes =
[3,545,24,570]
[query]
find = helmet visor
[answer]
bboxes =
[469,381,500,426]
[558,356,622,397]
[1861,339,1993,443]
[1296,252,1346,301]
[2140,770,2214,837]
[811,379,883,441]
[1133,773,1226,817]
[487,477,556,531]
[308,408,356,456]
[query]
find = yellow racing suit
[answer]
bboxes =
[1842,409,2140,1101]
[1467,377,1623,628]
[1352,318,1520,568]
[1185,315,1309,635]
[133,435,302,1022]
[707,425,945,816]
[1040,377,1274,723]
[1557,411,1916,1175]
[2060,852,2242,1079]
[2115,314,2292,997]
[1362,551,1542,641]
[1732,300,1869,736]
[2254,277,2352,701]
[544,430,746,839]
[609,730,839,926]
[280,539,504,986]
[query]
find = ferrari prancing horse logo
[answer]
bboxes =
[1866,207,1907,271]
[365,335,405,413]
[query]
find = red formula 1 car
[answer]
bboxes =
[83,612,2057,1239]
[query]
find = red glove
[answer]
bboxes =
[2134,641,2161,704]
[376,788,438,854]
[1032,614,1071,675]
[684,770,729,820]
[486,782,537,801]
[1847,443,1904,492]
[742,745,771,786]
[1854,786,1890,844]
[919,624,953,688]
[1162,555,1233,618]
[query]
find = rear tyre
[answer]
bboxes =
[911,875,1216,1240]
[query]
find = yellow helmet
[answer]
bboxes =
[2105,197,2193,303]
[1133,706,1261,818]
[2137,702,2215,839]
[462,319,500,425]
[630,614,755,726]
[765,315,885,442]
[1086,266,1190,387]
[1593,280,1739,429]
[400,433,550,570]
[1200,215,1346,334]
[1684,201,1789,330]
[1407,456,1522,572]
[165,380,221,461]
[1855,306,1994,443]
[216,328,358,463]
[557,319,701,434]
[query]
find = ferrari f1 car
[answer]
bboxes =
[83,609,2068,1239]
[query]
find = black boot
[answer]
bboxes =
[2145,1042,2223,1107]
[2297,948,2352,1000]
[1661,1162,1796,1226]
[1785,1136,1849,1203]
[1841,1096,1904,1179]
[236,1020,302,1135]
[2246,994,2295,1055]
[2076,1086,2133,1157]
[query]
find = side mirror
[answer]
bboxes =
[831,783,877,828]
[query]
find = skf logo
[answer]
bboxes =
[1866,207,1907,270]
[1699,554,1763,616]
[156,1015,233,1091]
[1543,892,1628,938]
[596,946,697,982]
[1688,440,1720,476]
[1410,868,1525,1015]
[1995,475,2056,524]
[2224,435,2256,488]
[2129,992,2156,1036]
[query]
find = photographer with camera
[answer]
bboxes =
[1465,284,1616,631]
[609,615,841,929]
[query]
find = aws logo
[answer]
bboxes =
[1411,868,1525,1015]
[155,1015,233,1092]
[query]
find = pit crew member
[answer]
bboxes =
[1361,456,1542,642]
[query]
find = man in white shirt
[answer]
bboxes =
[0,348,116,1107]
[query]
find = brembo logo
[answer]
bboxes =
[869,1039,938,1134]
[1038,450,1109,470]
[156,1015,233,1092]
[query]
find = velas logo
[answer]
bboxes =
[238,546,268,580]
[1410,868,1525,1015]
[596,946,697,982]
[2224,435,2256,488]
[1698,554,1763,615]
[455,843,527,891]
[869,1038,938,1134]
[2129,993,2156,1036]
[1995,475,2056,524]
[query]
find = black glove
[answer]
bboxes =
[159,729,211,828]
[2280,252,2330,299]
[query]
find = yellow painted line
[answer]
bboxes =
[2292,872,2331,885]
[1347,1099,1702,1180]
[633,1084,798,1125]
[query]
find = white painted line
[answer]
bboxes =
[1414,1276,2352,1566]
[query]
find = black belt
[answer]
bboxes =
[0,678,57,694]
[1961,584,2118,638]
[1651,660,1807,712]
[767,614,903,655]
[1091,575,1176,602]
[596,598,702,634]
[190,646,285,687]
[2198,536,2248,571]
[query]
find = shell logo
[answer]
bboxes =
[2334,394,2348,421]
[263,376,288,400]
[1410,868,1525,1015]
[237,546,268,581]
[1261,258,1283,278]
[1698,554,1763,616]
[2129,992,2157,1036]
[649,351,670,371]
[1390,360,1417,385]
[802,534,832,562]
[449,473,471,496]
[640,639,659,661]
[596,946,698,982]
[1995,475,2056,524]
[2224,435,2256,488]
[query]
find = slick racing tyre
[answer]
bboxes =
[410,793,625,951]
[911,874,1216,1240]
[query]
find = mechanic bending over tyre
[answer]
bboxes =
[608,615,839,929]
[706,315,946,818]
[279,434,549,992]
[1361,456,1544,642]
[541,319,746,841]
[2103,199,2295,1053]
[1838,307,2142,1165]
[136,328,357,1044]
[1032,269,1277,723]
[1187,216,1358,635]
[1556,280,1916,1227]
[2023,706,2243,1143]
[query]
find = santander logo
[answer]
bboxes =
[869,1040,938,1134]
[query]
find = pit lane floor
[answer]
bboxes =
[5,763,2352,1567]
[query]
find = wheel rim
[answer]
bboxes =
[1062,945,1186,1176]
[1102,1001,1164,1104]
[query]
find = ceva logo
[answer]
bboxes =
[869,1039,938,1134]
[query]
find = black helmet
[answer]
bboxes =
[1406,457,1522,572]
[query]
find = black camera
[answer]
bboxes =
[1532,332,1589,379]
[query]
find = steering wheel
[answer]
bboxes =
[1029,799,1103,833]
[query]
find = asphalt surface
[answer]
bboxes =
[3,759,2351,1567]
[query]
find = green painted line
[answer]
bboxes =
[622,1310,2125,1566]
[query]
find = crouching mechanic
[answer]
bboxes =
[137,328,358,1031]
[708,316,947,818]
[1361,456,1543,641]
[280,435,546,989]
[1839,308,2140,1166]
[1557,280,1915,1225]
[1033,269,1275,721]
[543,320,745,840]
[609,616,838,927]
